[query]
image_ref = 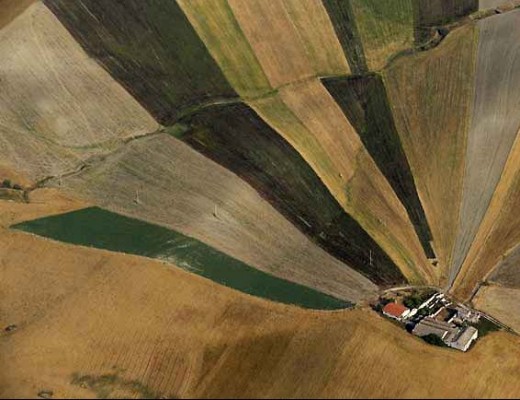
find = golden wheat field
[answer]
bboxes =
[3,1,520,398]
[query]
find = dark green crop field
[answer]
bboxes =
[175,103,406,286]
[322,0,368,74]
[413,0,478,44]
[323,74,435,259]
[12,207,351,310]
[43,0,236,124]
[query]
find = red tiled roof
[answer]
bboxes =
[383,302,408,317]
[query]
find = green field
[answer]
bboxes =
[351,0,414,70]
[12,207,351,310]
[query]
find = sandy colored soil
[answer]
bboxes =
[2,210,520,398]
[0,188,86,228]
[0,2,158,180]
[278,80,361,194]
[177,0,271,99]
[473,285,520,332]
[280,0,350,76]
[226,0,315,88]
[384,25,477,283]
[55,133,377,303]
[351,0,414,71]
[253,80,432,283]
[450,10,520,286]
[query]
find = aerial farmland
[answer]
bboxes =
[2,0,520,398]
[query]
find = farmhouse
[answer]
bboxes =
[450,326,478,352]
[382,302,410,320]
[412,317,460,341]
[412,317,479,352]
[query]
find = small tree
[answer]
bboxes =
[421,334,446,347]
[1,179,12,189]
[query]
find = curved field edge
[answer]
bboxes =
[0,2,159,180]
[2,211,520,398]
[12,206,351,310]
[350,0,414,71]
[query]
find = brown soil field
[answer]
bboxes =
[2,206,520,398]
[226,0,315,88]
[450,10,520,286]
[0,2,158,180]
[384,25,477,282]
[55,133,377,303]
[0,0,34,29]
[473,285,520,332]
[257,80,433,283]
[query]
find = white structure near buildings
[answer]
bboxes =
[412,317,479,352]
[449,326,478,352]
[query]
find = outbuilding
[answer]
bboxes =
[383,302,410,321]
[449,326,478,352]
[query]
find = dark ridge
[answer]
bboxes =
[321,0,368,74]
[43,0,236,125]
[322,74,435,259]
[175,102,407,286]
[413,0,478,44]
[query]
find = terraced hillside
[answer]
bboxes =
[3,1,520,398]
